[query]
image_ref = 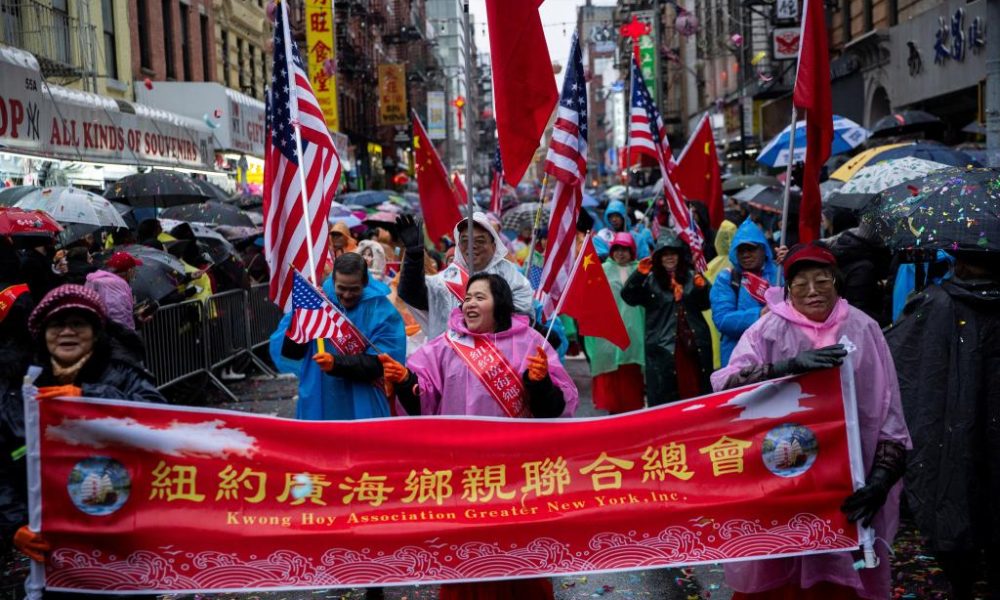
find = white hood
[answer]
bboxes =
[452,211,509,272]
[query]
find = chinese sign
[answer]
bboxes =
[304,0,340,132]
[27,369,862,594]
[772,27,801,60]
[631,11,657,100]
[774,0,799,22]
[427,90,447,140]
[378,63,408,126]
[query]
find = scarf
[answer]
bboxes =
[51,352,93,385]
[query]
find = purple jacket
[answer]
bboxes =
[407,308,578,418]
[712,286,910,600]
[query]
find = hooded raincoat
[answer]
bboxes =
[269,276,406,420]
[704,220,738,369]
[407,308,578,418]
[710,221,779,366]
[884,277,1000,556]
[594,200,652,259]
[712,286,910,600]
[584,258,645,377]
[621,234,713,405]
[400,212,534,339]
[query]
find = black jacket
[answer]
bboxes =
[829,230,890,325]
[884,277,1000,552]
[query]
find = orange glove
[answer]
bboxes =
[526,346,549,382]
[14,526,49,563]
[636,257,653,275]
[378,354,409,384]
[36,385,82,400]
[312,352,334,372]
[693,274,707,288]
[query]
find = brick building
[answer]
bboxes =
[129,0,216,86]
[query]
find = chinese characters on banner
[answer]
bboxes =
[27,369,863,594]
[630,10,657,100]
[304,0,340,132]
[378,64,408,126]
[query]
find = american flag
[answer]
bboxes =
[489,146,504,215]
[628,56,706,271]
[286,270,351,344]
[263,2,342,311]
[537,32,586,318]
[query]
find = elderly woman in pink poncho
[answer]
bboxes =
[379,272,578,600]
[711,243,910,600]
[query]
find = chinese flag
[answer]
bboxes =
[412,111,462,242]
[452,172,469,208]
[793,0,833,243]
[560,235,631,350]
[486,0,557,186]
[675,114,724,229]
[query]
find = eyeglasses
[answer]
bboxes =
[458,236,493,249]
[788,277,835,296]
[45,317,92,332]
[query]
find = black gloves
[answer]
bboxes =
[841,440,906,528]
[772,344,848,377]
[396,215,422,249]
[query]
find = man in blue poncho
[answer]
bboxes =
[710,220,780,366]
[593,200,653,260]
[270,253,406,420]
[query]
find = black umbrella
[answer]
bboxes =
[825,192,876,212]
[227,193,264,209]
[190,179,232,202]
[722,175,780,194]
[96,244,186,303]
[869,110,944,139]
[160,201,256,227]
[0,185,40,207]
[104,171,212,208]
[732,184,800,215]
[501,202,549,232]
[862,167,1000,252]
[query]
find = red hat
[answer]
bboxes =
[783,242,837,279]
[609,232,637,257]
[105,251,143,272]
[28,284,107,337]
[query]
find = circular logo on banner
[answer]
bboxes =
[67,457,131,516]
[761,424,818,478]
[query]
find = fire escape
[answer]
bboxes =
[0,0,100,91]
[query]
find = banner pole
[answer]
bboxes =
[778,106,798,249]
[22,367,43,600]
[544,231,592,341]
[523,175,550,277]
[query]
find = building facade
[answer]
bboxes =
[577,1,616,185]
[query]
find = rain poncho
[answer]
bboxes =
[583,258,644,376]
[356,239,388,281]
[269,275,406,420]
[710,220,779,366]
[404,212,534,339]
[407,308,578,418]
[85,270,135,331]
[884,277,1000,555]
[712,286,911,600]
[704,220,738,369]
[594,201,651,259]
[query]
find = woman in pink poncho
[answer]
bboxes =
[379,272,578,600]
[711,243,910,600]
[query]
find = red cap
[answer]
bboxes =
[783,243,837,279]
[106,251,143,272]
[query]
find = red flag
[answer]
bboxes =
[486,0,557,186]
[412,111,462,242]
[793,0,833,243]
[675,114,724,229]
[560,235,630,350]
[452,172,469,207]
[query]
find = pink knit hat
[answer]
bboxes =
[28,284,108,337]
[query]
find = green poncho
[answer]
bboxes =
[583,259,645,376]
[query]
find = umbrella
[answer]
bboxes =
[863,167,1000,252]
[15,186,127,228]
[869,110,944,139]
[0,185,40,207]
[337,190,397,207]
[375,201,406,214]
[0,207,63,235]
[160,201,256,227]
[962,121,986,135]
[820,179,845,201]
[722,175,780,194]
[837,157,952,196]
[215,225,262,241]
[99,244,186,303]
[160,220,237,264]
[501,202,549,231]
[190,179,232,202]
[733,184,799,215]
[830,143,980,181]
[104,171,211,208]
[228,193,264,209]
[363,211,400,225]
[757,116,870,168]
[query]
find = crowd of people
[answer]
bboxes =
[0,177,998,599]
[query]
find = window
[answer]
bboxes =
[249,46,258,97]
[51,0,71,64]
[138,0,152,69]
[222,30,230,86]
[180,3,191,79]
[101,0,117,78]
[162,0,175,79]
[1,3,23,48]
[200,14,210,81]
[237,37,246,89]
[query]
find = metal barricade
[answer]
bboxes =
[204,289,250,371]
[140,298,207,390]
[247,283,284,350]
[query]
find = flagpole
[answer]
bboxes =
[463,1,476,265]
[523,174,549,277]
[623,60,633,205]
[296,267,384,354]
[544,231,592,341]
[778,106,798,249]
[281,0,326,353]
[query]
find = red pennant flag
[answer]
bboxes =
[793,0,833,243]
[675,114,724,229]
[486,0,558,187]
[412,111,462,242]
[452,172,469,208]
[560,235,631,350]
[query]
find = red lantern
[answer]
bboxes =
[451,96,466,130]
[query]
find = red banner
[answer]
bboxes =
[25,369,863,595]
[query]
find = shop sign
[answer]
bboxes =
[427,91,447,140]
[377,64,408,126]
[631,10,657,100]
[305,0,340,131]
[932,8,986,65]
[227,96,266,156]
[772,27,801,60]
[774,0,799,22]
